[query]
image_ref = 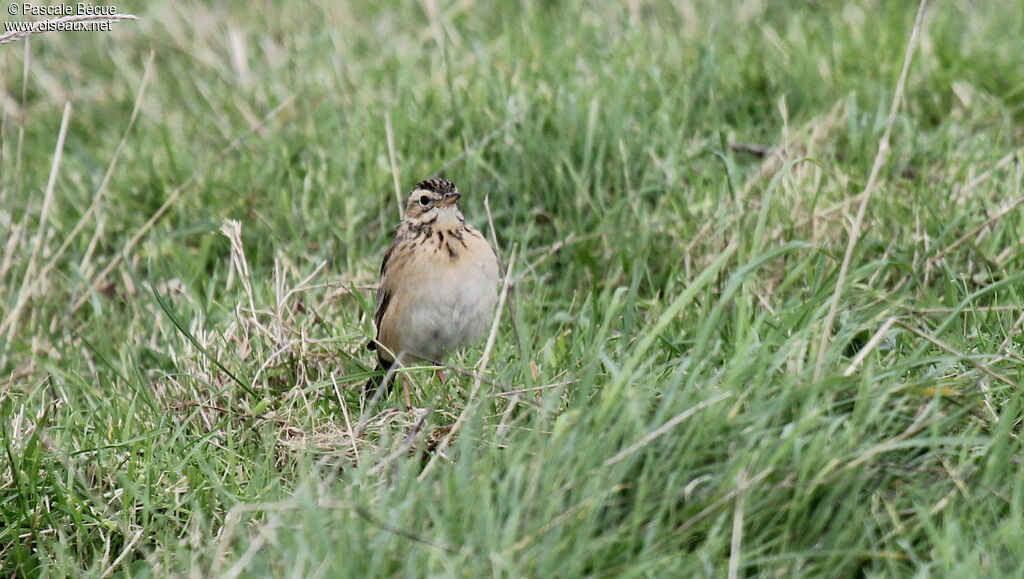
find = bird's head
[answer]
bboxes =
[403,178,463,223]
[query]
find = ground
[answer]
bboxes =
[2,0,1024,575]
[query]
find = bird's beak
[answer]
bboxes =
[437,192,461,207]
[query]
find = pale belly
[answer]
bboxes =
[386,240,499,363]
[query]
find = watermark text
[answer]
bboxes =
[7,3,117,16]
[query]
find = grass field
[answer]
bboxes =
[2,0,1024,575]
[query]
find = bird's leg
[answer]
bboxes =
[434,366,454,407]
[401,375,412,409]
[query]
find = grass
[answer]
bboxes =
[2,0,1024,575]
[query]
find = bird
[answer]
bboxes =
[365,178,500,402]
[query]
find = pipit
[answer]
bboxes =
[366,178,499,400]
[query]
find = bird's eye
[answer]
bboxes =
[419,195,431,206]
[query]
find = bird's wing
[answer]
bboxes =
[373,239,399,332]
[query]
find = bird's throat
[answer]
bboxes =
[432,206,465,230]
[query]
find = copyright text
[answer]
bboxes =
[7,3,117,16]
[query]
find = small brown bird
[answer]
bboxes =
[366,178,499,399]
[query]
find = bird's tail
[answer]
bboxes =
[363,358,396,402]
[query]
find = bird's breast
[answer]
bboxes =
[383,225,499,362]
